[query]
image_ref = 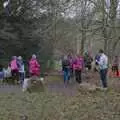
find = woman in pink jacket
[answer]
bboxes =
[73,54,84,84]
[10,56,19,82]
[29,54,40,77]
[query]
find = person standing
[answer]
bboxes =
[29,54,40,77]
[68,54,74,80]
[112,56,119,77]
[73,54,84,84]
[97,49,108,89]
[62,55,70,87]
[10,56,19,82]
[84,52,93,71]
[17,56,25,85]
[0,64,4,84]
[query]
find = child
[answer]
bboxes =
[94,54,101,72]
[29,54,40,77]
[112,56,119,77]
[17,56,25,85]
[84,52,93,71]
[10,56,19,82]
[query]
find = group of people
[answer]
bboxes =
[0,49,119,91]
[62,54,84,86]
[0,54,40,85]
[62,49,109,89]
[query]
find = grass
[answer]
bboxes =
[0,76,120,120]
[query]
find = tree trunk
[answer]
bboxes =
[109,0,118,58]
[81,29,86,55]
[102,0,108,54]
[76,37,80,54]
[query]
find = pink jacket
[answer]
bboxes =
[10,59,18,71]
[29,58,40,76]
[73,56,84,70]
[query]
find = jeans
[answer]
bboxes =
[63,69,70,84]
[100,69,108,88]
[75,69,82,84]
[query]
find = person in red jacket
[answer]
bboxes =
[29,54,40,77]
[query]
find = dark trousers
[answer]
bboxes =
[75,69,82,83]
[19,72,25,85]
[11,69,19,81]
[100,69,108,88]
[68,68,73,80]
[0,72,4,80]
[112,66,119,76]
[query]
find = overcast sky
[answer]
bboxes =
[62,0,120,18]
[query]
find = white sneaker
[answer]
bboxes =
[22,88,26,92]
[103,88,108,91]
[100,87,108,91]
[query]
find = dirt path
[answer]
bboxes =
[0,71,120,95]
[46,78,79,96]
[0,75,80,95]
[0,71,102,95]
[0,84,22,93]
[45,71,100,96]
